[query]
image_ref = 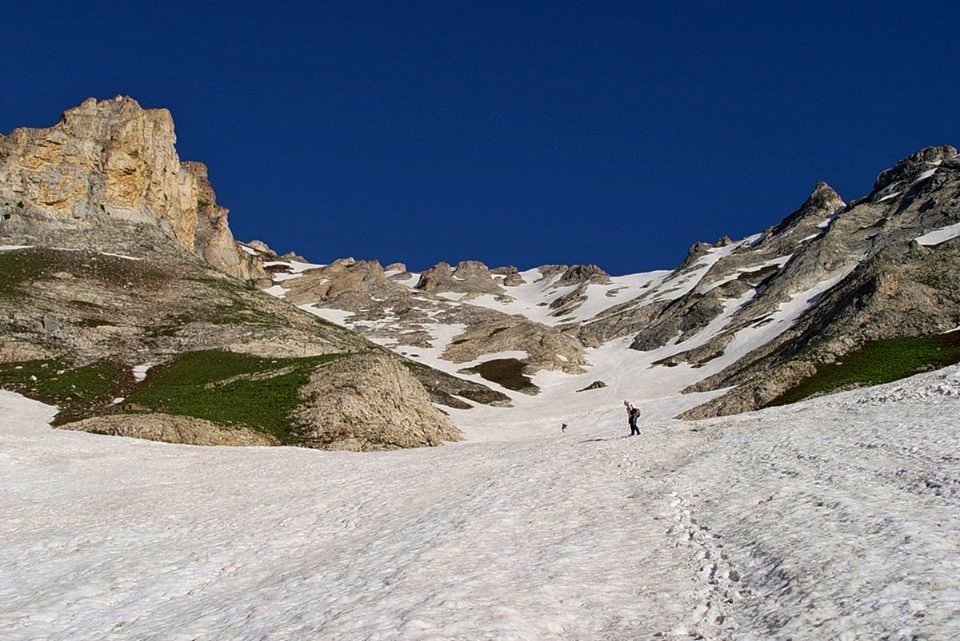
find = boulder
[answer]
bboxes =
[293,353,462,450]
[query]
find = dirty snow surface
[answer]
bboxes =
[3,366,960,641]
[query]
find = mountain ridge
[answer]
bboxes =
[2,96,958,442]
[263,144,960,422]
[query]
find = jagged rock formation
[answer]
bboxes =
[266,255,587,377]
[576,380,607,392]
[547,264,612,318]
[0,96,264,281]
[491,265,525,286]
[556,264,610,287]
[416,260,505,296]
[871,145,957,194]
[679,147,960,417]
[293,353,462,450]
[623,182,846,353]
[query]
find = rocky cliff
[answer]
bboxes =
[0,96,263,280]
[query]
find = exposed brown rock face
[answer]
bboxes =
[440,315,585,375]
[872,145,957,194]
[556,264,610,286]
[415,260,505,296]
[275,257,586,376]
[293,353,462,450]
[491,265,525,286]
[61,414,280,446]
[282,259,392,310]
[0,96,263,280]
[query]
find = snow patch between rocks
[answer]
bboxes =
[915,222,960,247]
[132,363,153,382]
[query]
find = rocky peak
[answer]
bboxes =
[415,262,453,292]
[556,264,610,286]
[0,96,262,280]
[416,260,503,295]
[873,145,958,194]
[279,258,394,310]
[535,265,569,281]
[326,258,384,278]
[246,240,276,256]
[767,181,845,239]
[682,241,715,263]
[384,262,407,273]
[453,260,492,278]
[491,265,524,286]
[804,181,845,211]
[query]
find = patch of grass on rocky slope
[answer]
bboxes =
[123,350,342,442]
[768,331,960,406]
[0,359,129,423]
[460,358,539,395]
[0,248,167,298]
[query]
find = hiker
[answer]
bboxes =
[624,400,640,436]
[561,422,568,433]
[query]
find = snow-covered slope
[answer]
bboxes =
[3,364,959,640]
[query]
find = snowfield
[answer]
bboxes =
[2,366,960,640]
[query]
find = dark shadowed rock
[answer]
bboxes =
[576,380,607,392]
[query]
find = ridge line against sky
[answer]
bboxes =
[1,1,958,275]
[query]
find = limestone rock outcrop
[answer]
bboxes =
[61,413,280,446]
[0,96,263,280]
[440,314,586,374]
[293,353,462,450]
[270,255,587,377]
[491,265,525,286]
[415,260,505,296]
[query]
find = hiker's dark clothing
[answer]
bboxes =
[627,406,640,435]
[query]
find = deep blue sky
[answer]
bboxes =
[2,2,958,274]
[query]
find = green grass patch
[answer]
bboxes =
[0,249,51,297]
[0,359,128,423]
[208,302,291,328]
[768,331,960,407]
[123,350,343,442]
[0,248,167,298]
